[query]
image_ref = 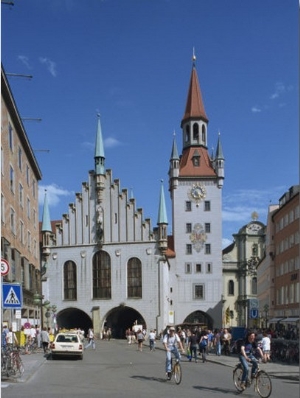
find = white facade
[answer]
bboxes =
[41,61,225,337]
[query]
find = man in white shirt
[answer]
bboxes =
[163,327,184,380]
[148,329,156,351]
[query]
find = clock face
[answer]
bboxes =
[189,184,206,202]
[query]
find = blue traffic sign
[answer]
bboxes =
[2,283,23,309]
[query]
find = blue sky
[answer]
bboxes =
[2,0,299,247]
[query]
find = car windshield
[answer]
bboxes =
[56,334,78,343]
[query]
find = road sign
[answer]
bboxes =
[250,308,258,319]
[2,283,23,309]
[1,258,10,276]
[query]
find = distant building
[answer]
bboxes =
[1,65,42,327]
[222,218,266,328]
[258,186,300,328]
[40,57,225,337]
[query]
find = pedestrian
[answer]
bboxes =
[199,331,208,363]
[136,329,144,352]
[261,331,271,363]
[148,329,156,351]
[214,329,222,356]
[40,327,50,353]
[85,328,96,350]
[1,325,9,349]
[6,327,18,347]
[188,329,199,362]
[126,328,132,344]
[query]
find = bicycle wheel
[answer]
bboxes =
[255,370,272,398]
[173,362,182,385]
[233,366,244,392]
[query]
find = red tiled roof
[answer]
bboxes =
[179,147,216,177]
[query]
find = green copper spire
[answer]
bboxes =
[157,180,168,225]
[215,132,224,160]
[41,190,52,232]
[95,114,105,175]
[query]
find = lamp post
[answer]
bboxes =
[43,301,51,329]
[263,304,269,328]
[33,292,42,326]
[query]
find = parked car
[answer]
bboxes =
[50,332,83,360]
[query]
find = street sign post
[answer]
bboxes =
[2,283,23,309]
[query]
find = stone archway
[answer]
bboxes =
[182,310,213,330]
[56,308,92,336]
[103,306,146,339]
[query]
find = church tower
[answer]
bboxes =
[168,53,225,328]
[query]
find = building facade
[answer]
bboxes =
[40,58,225,337]
[258,186,300,329]
[222,218,266,328]
[1,66,42,327]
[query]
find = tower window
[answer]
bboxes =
[195,263,202,273]
[186,244,192,254]
[205,244,211,254]
[185,263,191,273]
[186,223,192,233]
[193,284,204,300]
[185,201,192,212]
[204,201,211,211]
[202,125,206,144]
[193,123,199,142]
[228,280,234,295]
[205,223,211,233]
[206,262,212,273]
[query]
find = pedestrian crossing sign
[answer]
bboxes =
[2,283,23,309]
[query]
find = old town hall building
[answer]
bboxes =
[40,58,225,337]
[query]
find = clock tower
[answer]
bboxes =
[168,54,225,328]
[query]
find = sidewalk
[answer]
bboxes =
[1,341,299,385]
[1,350,48,385]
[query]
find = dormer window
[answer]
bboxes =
[192,150,200,167]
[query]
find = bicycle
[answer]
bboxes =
[233,362,272,398]
[1,346,25,377]
[166,358,182,385]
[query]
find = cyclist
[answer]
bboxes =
[163,327,184,380]
[239,331,263,390]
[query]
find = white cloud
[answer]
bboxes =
[251,106,261,113]
[39,57,57,77]
[270,82,286,100]
[38,184,73,207]
[104,137,122,148]
[18,55,31,69]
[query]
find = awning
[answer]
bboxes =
[280,317,299,323]
[268,317,284,323]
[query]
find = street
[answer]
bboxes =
[1,340,299,398]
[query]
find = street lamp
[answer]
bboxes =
[33,292,42,326]
[43,301,51,329]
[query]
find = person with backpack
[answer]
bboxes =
[163,327,184,380]
[199,331,208,363]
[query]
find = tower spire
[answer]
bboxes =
[181,53,208,126]
[95,113,105,175]
[41,189,52,232]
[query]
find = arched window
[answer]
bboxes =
[127,257,142,298]
[185,125,190,142]
[251,277,257,295]
[64,261,77,300]
[93,251,111,299]
[228,280,234,295]
[202,125,206,144]
[193,123,199,142]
